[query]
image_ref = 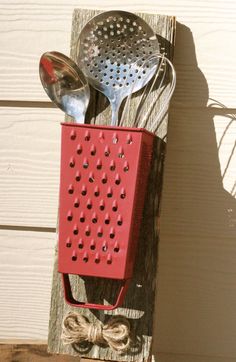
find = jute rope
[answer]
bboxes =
[61,312,131,352]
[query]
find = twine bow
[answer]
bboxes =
[62,312,131,352]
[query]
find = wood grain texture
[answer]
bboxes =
[47,8,175,361]
[2,344,236,362]
[0,230,55,340]
[0,343,78,361]
[0,1,236,107]
[156,354,236,362]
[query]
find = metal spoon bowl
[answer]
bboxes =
[39,51,90,123]
[76,10,159,126]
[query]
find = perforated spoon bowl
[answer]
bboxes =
[76,10,159,126]
[39,51,90,123]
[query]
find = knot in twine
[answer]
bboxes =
[62,312,131,353]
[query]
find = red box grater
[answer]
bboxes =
[58,123,155,310]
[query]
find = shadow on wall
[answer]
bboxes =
[153,22,236,358]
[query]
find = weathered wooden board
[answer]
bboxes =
[0,343,78,361]
[2,344,236,362]
[48,8,175,361]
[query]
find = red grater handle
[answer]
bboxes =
[62,273,130,310]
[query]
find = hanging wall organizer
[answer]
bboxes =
[46,8,176,362]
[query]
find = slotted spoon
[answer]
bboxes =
[76,10,159,126]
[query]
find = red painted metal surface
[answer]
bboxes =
[58,123,154,309]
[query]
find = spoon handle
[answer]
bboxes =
[110,98,122,126]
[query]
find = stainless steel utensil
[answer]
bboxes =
[120,52,176,133]
[39,51,90,123]
[76,10,159,126]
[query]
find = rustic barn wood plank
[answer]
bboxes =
[0,343,78,361]
[1,344,236,362]
[48,8,175,361]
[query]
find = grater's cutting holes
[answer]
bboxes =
[69,158,75,168]
[67,211,73,221]
[97,227,103,237]
[99,200,105,211]
[75,172,81,182]
[87,199,92,209]
[112,201,118,212]
[84,131,90,141]
[115,174,121,185]
[120,188,126,199]
[92,213,98,224]
[72,252,77,261]
[83,159,89,169]
[89,172,95,183]
[70,130,76,140]
[96,159,102,170]
[74,198,79,208]
[66,238,72,248]
[83,253,89,263]
[123,161,129,172]
[85,226,91,236]
[117,215,123,226]
[118,147,124,158]
[110,160,115,171]
[94,186,100,197]
[126,135,132,144]
[68,185,74,194]
[107,254,112,264]
[78,239,83,249]
[95,254,100,263]
[112,133,118,144]
[105,213,110,225]
[80,212,85,223]
[109,228,115,239]
[104,146,110,157]
[99,131,104,141]
[90,240,96,250]
[107,187,113,198]
[90,145,96,156]
[102,242,108,252]
[114,243,120,253]
[77,144,82,154]
[101,173,107,184]
[81,186,87,196]
[73,226,79,235]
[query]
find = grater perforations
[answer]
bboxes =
[59,123,154,284]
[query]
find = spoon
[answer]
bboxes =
[76,10,159,126]
[39,51,90,123]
